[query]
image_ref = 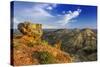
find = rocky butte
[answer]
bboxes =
[11,21,72,66]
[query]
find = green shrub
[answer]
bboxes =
[42,40,48,45]
[32,51,56,64]
[27,41,41,47]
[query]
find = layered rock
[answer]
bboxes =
[69,28,97,49]
[18,21,42,38]
[17,21,43,44]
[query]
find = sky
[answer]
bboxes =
[11,1,97,29]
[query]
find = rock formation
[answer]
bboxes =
[18,21,42,37]
[69,28,97,50]
[12,21,72,66]
[17,21,43,43]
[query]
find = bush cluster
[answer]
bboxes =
[32,51,56,64]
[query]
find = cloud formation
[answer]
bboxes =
[14,3,81,29]
[42,24,59,29]
[58,9,82,26]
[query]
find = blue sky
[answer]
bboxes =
[12,1,97,29]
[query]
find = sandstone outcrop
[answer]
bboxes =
[12,21,72,66]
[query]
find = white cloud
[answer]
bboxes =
[46,4,57,10]
[42,24,59,29]
[67,11,72,14]
[62,11,66,14]
[14,3,56,29]
[23,5,53,18]
[23,3,57,17]
[52,4,57,7]
[14,3,81,29]
[58,9,82,26]
[46,6,53,10]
